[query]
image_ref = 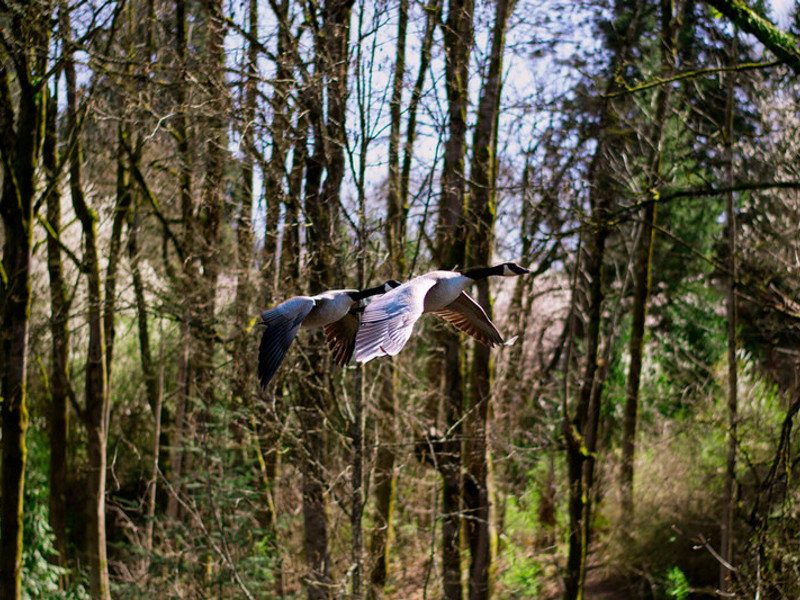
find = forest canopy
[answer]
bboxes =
[2,0,800,598]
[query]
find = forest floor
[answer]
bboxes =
[583,567,637,600]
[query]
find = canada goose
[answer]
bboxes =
[258,280,400,387]
[354,262,529,363]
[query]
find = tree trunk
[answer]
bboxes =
[0,183,33,600]
[43,88,71,584]
[563,1,645,595]
[437,0,474,268]
[368,369,398,600]
[431,2,475,598]
[619,0,677,519]
[232,0,258,405]
[463,2,514,598]
[564,191,609,600]
[295,2,355,598]
[104,124,134,379]
[0,9,49,597]
[400,0,440,224]
[167,0,195,521]
[720,30,739,593]
[367,0,414,594]
[385,0,409,274]
[127,191,164,582]
[61,9,111,597]
[194,0,226,406]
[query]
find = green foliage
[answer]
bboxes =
[665,566,690,600]
[497,494,547,598]
[600,344,797,596]
[21,425,89,600]
[497,460,565,598]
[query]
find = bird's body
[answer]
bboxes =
[354,263,529,363]
[258,282,398,387]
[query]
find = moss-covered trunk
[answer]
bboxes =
[462,1,514,598]
[619,0,678,519]
[43,89,71,584]
[63,16,111,592]
[0,7,49,597]
[0,183,35,600]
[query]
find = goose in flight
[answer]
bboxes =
[354,263,529,363]
[258,280,400,387]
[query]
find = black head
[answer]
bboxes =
[500,262,530,276]
[384,279,402,291]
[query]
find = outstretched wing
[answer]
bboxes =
[432,292,505,347]
[258,297,315,387]
[354,279,436,363]
[323,312,361,367]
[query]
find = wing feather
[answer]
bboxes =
[258,298,315,387]
[432,292,505,347]
[323,312,360,367]
[354,279,436,363]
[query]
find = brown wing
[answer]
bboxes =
[323,312,361,367]
[432,292,505,347]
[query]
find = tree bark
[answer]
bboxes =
[563,1,646,595]
[433,2,475,598]
[0,7,49,597]
[43,87,71,585]
[437,0,474,268]
[701,0,800,73]
[720,30,739,593]
[385,0,409,274]
[104,124,134,381]
[60,8,112,597]
[619,0,678,519]
[232,0,259,406]
[368,369,398,600]
[167,0,195,521]
[296,3,355,598]
[64,32,112,600]
[194,0,226,407]
[463,2,514,598]
[367,0,413,595]
[0,168,34,600]
[400,0,440,226]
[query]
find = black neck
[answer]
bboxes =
[351,284,387,300]
[463,265,502,280]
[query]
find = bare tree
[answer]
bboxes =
[61,6,113,594]
[463,2,516,598]
[42,85,72,586]
[0,2,52,596]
